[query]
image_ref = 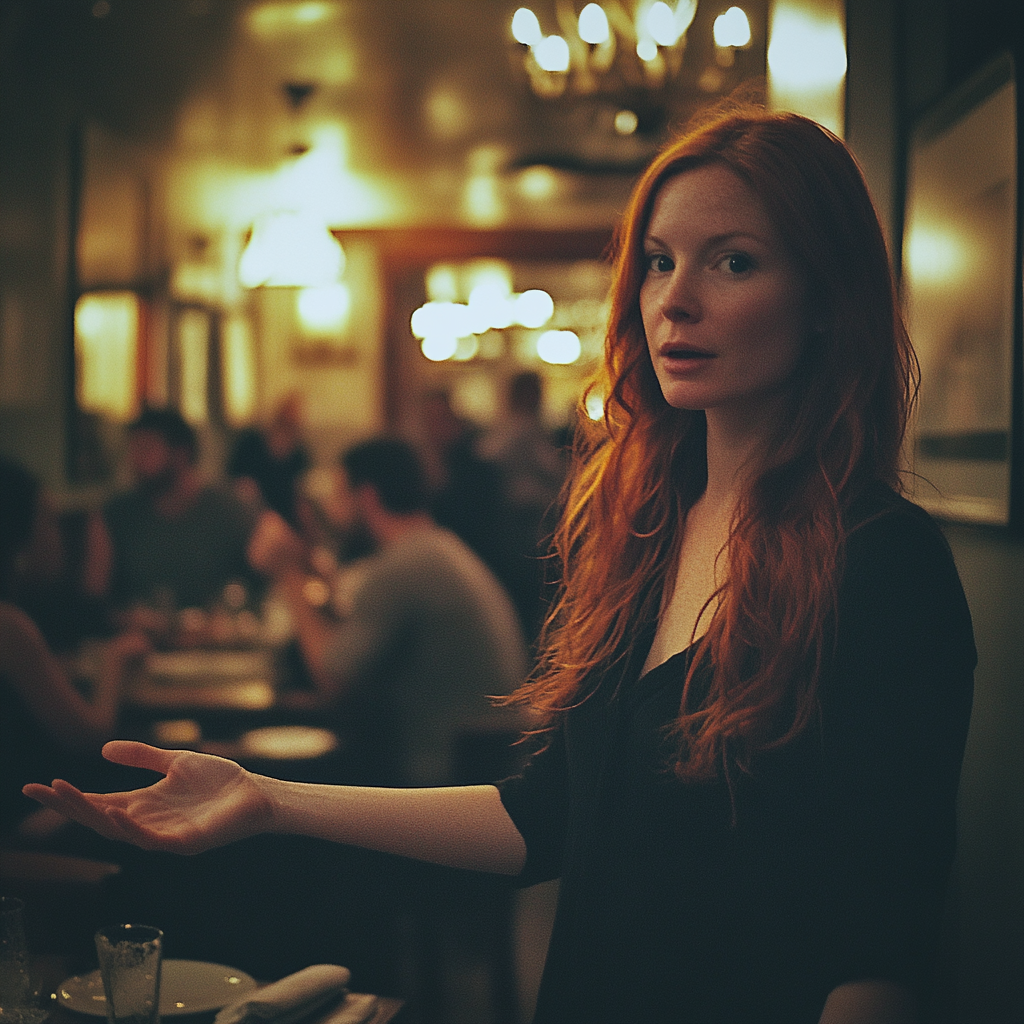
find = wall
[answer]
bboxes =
[0,1,73,488]
[848,2,1024,1021]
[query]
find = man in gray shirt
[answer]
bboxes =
[249,436,529,787]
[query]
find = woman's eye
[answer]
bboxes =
[646,253,673,273]
[721,253,754,274]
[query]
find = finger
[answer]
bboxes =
[28,781,134,844]
[101,740,178,774]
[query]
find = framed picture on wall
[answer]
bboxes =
[902,51,1019,526]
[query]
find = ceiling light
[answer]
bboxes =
[239,211,345,288]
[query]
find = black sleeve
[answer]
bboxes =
[496,726,570,886]
[820,502,976,991]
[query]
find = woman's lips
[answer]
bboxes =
[660,346,714,371]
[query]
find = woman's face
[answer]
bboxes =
[639,163,810,426]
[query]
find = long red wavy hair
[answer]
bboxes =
[508,107,919,781]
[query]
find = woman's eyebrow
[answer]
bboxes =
[643,229,768,250]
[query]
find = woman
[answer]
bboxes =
[0,457,147,834]
[24,108,975,1023]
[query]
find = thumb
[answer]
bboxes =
[102,740,177,774]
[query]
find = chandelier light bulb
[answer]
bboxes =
[578,3,610,45]
[636,37,659,62]
[511,7,542,45]
[534,34,570,72]
[713,6,751,48]
[645,2,679,47]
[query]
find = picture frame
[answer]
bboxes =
[902,52,1020,526]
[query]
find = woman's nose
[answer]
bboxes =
[661,267,702,322]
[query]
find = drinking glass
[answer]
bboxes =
[0,897,46,1024]
[94,924,164,1024]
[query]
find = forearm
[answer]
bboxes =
[261,777,527,876]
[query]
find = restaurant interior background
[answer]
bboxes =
[0,0,1021,1021]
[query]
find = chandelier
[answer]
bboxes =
[510,2,752,134]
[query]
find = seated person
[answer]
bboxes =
[227,391,312,530]
[0,457,147,839]
[248,436,530,788]
[103,408,262,633]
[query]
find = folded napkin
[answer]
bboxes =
[215,965,351,1024]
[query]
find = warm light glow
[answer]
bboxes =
[714,7,751,47]
[464,174,504,226]
[178,308,209,424]
[453,335,480,361]
[421,335,459,361]
[246,1,335,37]
[578,4,610,44]
[297,283,352,332]
[239,212,345,288]
[222,316,257,425]
[767,9,846,88]
[75,292,139,421]
[512,7,542,45]
[517,165,559,200]
[614,109,639,135]
[904,226,965,284]
[636,37,659,62]
[766,1,846,136]
[586,391,605,420]
[411,302,474,340]
[645,2,679,46]
[537,329,581,364]
[534,34,571,72]
[514,289,554,328]
[425,264,459,302]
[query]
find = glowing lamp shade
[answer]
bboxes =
[239,212,345,288]
[297,283,352,332]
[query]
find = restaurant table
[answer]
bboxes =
[99,644,354,784]
[29,955,406,1024]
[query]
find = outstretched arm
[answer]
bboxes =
[23,741,527,875]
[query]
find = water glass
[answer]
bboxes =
[0,896,47,1024]
[94,924,164,1024]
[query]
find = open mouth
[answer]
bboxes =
[662,346,714,361]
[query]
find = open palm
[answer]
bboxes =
[22,741,274,855]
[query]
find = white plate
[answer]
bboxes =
[58,959,258,1017]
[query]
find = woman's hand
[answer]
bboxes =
[22,741,275,855]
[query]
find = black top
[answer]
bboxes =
[498,487,976,1024]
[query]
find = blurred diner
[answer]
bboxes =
[102,407,264,645]
[227,390,313,531]
[247,434,530,788]
[0,457,148,844]
[476,371,570,643]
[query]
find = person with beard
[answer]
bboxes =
[247,435,528,788]
[103,408,262,623]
